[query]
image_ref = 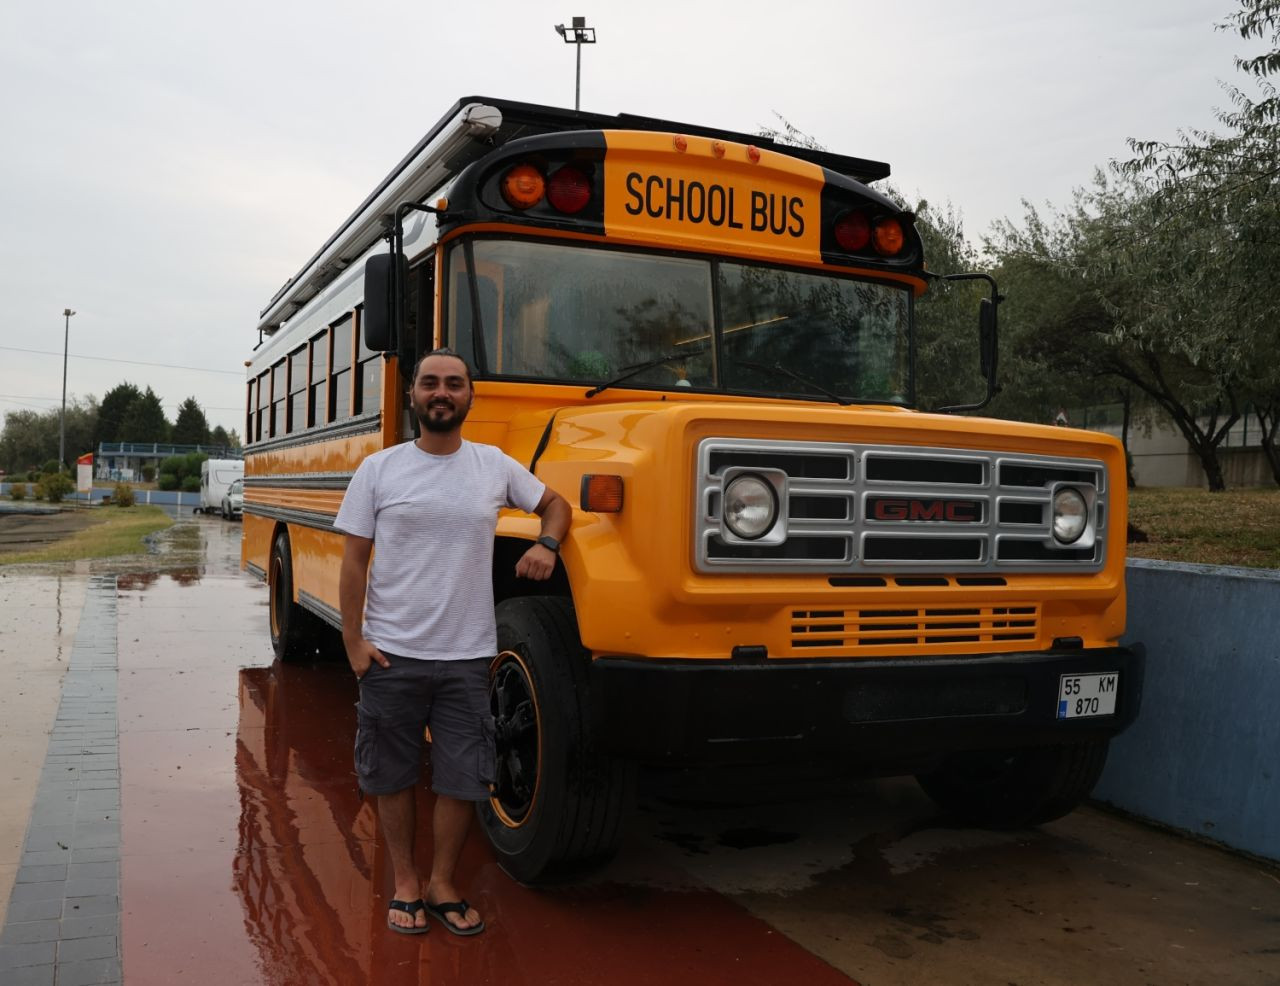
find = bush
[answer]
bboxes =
[39,473,73,503]
[41,459,62,476]
[141,465,156,482]
[10,482,27,501]
[180,475,201,493]
[157,472,179,491]
[27,469,41,483]
[113,482,135,507]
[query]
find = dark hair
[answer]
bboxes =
[410,347,473,385]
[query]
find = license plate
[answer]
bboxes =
[1057,672,1119,719]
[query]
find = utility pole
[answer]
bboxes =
[553,16,596,111]
[59,308,76,471]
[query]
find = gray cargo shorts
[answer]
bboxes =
[354,655,495,801]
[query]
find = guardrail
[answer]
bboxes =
[1095,559,1280,862]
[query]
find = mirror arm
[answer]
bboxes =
[389,202,446,380]
[933,271,1004,414]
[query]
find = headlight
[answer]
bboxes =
[723,473,778,540]
[1051,487,1088,544]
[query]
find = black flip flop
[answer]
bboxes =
[425,899,485,936]
[387,898,429,935]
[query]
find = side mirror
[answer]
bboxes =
[363,253,407,353]
[979,297,998,380]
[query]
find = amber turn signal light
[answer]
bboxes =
[501,164,545,209]
[580,474,624,513]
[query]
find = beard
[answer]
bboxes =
[415,396,471,433]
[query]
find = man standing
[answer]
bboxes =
[335,348,570,935]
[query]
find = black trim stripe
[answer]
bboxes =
[245,561,266,581]
[244,504,337,533]
[299,590,342,631]
[245,473,354,490]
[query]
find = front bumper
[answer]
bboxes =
[590,644,1144,768]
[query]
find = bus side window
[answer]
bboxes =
[308,330,328,427]
[255,371,269,442]
[287,346,306,433]
[270,360,286,438]
[330,315,354,422]
[245,378,255,445]
[355,309,382,415]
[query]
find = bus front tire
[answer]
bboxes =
[915,739,1110,828]
[269,532,320,664]
[476,596,635,885]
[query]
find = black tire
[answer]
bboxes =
[476,596,636,885]
[916,739,1110,828]
[268,532,320,663]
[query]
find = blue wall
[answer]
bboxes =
[1094,559,1280,861]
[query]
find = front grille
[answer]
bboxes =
[791,604,1039,653]
[695,439,1107,574]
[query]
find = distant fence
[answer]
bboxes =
[0,484,210,511]
[1095,559,1280,862]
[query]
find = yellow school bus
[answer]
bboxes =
[243,98,1143,883]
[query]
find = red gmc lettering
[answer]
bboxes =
[872,499,980,522]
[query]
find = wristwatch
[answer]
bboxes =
[536,535,561,553]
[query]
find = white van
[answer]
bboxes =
[199,459,244,515]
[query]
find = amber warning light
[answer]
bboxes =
[580,474,624,512]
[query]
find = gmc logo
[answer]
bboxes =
[868,498,981,523]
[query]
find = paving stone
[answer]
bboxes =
[57,936,117,963]
[5,899,63,923]
[0,921,60,946]
[19,851,71,868]
[59,915,117,940]
[68,848,119,865]
[8,882,66,904]
[15,865,66,884]
[56,957,120,986]
[1,963,54,986]
[0,940,57,968]
[66,862,118,881]
[64,878,118,900]
[61,895,119,919]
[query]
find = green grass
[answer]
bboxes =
[0,506,173,565]
[1128,487,1280,569]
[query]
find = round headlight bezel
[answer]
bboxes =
[723,473,779,541]
[1051,486,1089,544]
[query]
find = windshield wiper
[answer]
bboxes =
[584,347,707,398]
[732,360,853,406]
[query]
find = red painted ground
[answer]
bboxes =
[115,573,860,985]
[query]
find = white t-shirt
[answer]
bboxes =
[333,440,546,660]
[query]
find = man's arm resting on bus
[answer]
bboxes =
[515,487,572,581]
[339,533,389,677]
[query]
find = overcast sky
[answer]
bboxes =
[0,0,1252,438]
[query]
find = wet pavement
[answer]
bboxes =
[2,515,1279,985]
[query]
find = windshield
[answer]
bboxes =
[446,238,910,403]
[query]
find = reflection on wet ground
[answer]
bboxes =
[113,529,857,986]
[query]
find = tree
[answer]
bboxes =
[210,425,230,448]
[1119,0,1280,484]
[989,173,1252,490]
[95,382,143,447]
[0,399,98,474]
[172,397,211,446]
[120,387,170,443]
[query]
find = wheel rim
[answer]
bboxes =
[269,553,283,638]
[488,649,542,828]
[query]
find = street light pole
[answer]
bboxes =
[59,307,75,470]
[553,17,597,111]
